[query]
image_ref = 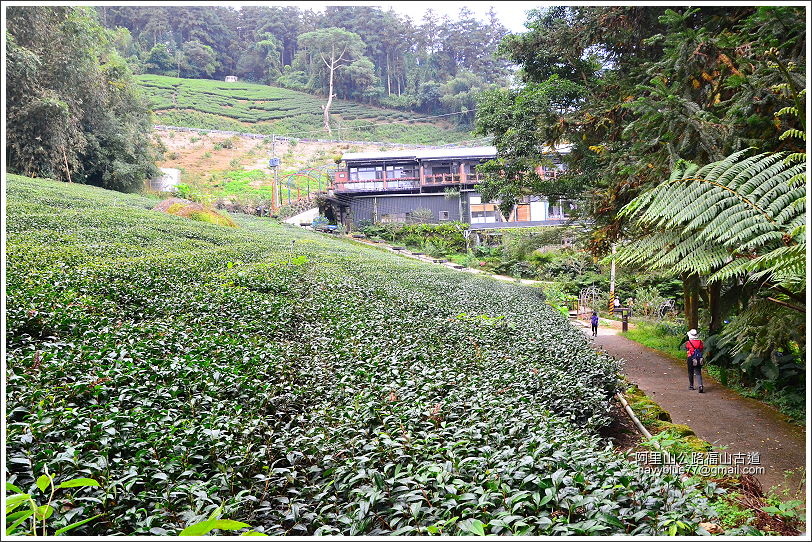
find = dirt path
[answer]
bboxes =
[578,321,806,499]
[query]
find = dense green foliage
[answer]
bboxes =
[138,74,470,143]
[6,6,160,192]
[474,5,806,408]
[6,470,103,536]
[475,6,805,252]
[97,5,510,124]
[361,222,469,256]
[615,147,806,414]
[6,175,719,535]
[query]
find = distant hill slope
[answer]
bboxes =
[136,75,473,145]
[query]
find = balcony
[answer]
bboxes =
[331,172,485,193]
[333,177,421,192]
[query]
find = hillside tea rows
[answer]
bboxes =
[5,176,716,535]
[136,75,470,144]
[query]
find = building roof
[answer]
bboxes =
[341,149,420,162]
[413,146,497,160]
[341,144,571,163]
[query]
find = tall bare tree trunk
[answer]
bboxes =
[707,278,727,384]
[62,147,72,183]
[386,53,391,95]
[323,59,335,136]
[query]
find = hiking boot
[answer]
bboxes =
[688,386,695,390]
[698,386,704,393]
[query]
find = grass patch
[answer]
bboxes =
[621,321,684,362]
[157,197,237,227]
[186,209,237,227]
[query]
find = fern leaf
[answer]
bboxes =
[779,128,806,141]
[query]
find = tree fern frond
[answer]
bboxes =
[788,223,805,239]
[742,244,807,285]
[622,148,806,292]
[766,187,806,218]
[672,176,777,225]
[779,128,806,141]
[775,106,799,117]
[738,231,784,252]
[754,168,805,207]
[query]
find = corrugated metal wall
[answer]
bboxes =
[350,194,463,224]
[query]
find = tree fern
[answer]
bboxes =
[616,150,806,295]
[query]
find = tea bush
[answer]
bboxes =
[5,175,717,535]
[137,75,470,144]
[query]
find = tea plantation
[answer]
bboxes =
[137,75,470,144]
[5,175,717,535]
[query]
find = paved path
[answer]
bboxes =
[577,321,806,498]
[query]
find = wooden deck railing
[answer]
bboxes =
[333,173,484,192]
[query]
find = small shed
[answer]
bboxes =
[224,75,238,82]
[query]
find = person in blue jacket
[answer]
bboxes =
[590,311,599,337]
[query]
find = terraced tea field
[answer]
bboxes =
[6,175,717,535]
[137,75,471,144]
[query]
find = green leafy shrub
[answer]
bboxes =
[311,214,330,228]
[5,174,717,536]
[633,286,668,317]
[362,222,468,254]
[540,283,578,313]
[174,183,193,199]
[500,227,575,260]
[5,468,101,536]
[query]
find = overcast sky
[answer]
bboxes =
[233,1,542,33]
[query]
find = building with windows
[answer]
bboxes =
[326,145,573,229]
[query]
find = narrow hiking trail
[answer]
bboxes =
[579,322,806,499]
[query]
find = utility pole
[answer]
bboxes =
[269,134,280,211]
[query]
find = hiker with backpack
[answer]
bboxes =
[682,329,705,393]
[590,311,599,337]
